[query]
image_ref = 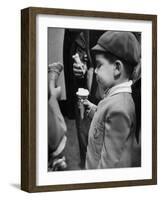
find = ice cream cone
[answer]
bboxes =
[76,88,89,119]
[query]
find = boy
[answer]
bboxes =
[84,31,141,169]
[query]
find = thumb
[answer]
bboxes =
[54,86,62,100]
[83,99,89,105]
[56,86,61,90]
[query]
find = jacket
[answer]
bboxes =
[85,81,136,169]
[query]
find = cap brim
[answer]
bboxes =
[91,44,106,52]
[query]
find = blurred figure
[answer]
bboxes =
[48,62,67,171]
[71,30,104,168]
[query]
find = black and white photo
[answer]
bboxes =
[47,28,141,172]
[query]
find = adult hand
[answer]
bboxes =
[72,53,87,78]
[73,62,87,78]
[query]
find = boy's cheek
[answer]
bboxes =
[96,76,103,87]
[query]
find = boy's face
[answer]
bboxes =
[95,54,115,91]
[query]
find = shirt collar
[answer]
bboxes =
[104,80,133,98]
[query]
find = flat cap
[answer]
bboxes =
[92,31,141,66]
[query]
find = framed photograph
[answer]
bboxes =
[21,7,157,192]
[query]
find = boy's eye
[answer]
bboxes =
[96,63,101,69]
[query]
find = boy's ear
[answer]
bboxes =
[113,60,122,77]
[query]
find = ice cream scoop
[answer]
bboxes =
[76,88,89,97]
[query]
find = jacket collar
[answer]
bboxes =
[104,80,133,98]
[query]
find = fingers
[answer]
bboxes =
[83,100,91,113]
[73,63,83,71]
[83,99,89,106]
[48,62,64,74]
[73,62,88,78]
[73,63,84,77]
[73,71,83,77]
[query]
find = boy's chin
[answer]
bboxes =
[97,80,106,91]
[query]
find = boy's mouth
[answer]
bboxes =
[96,76,102,86]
